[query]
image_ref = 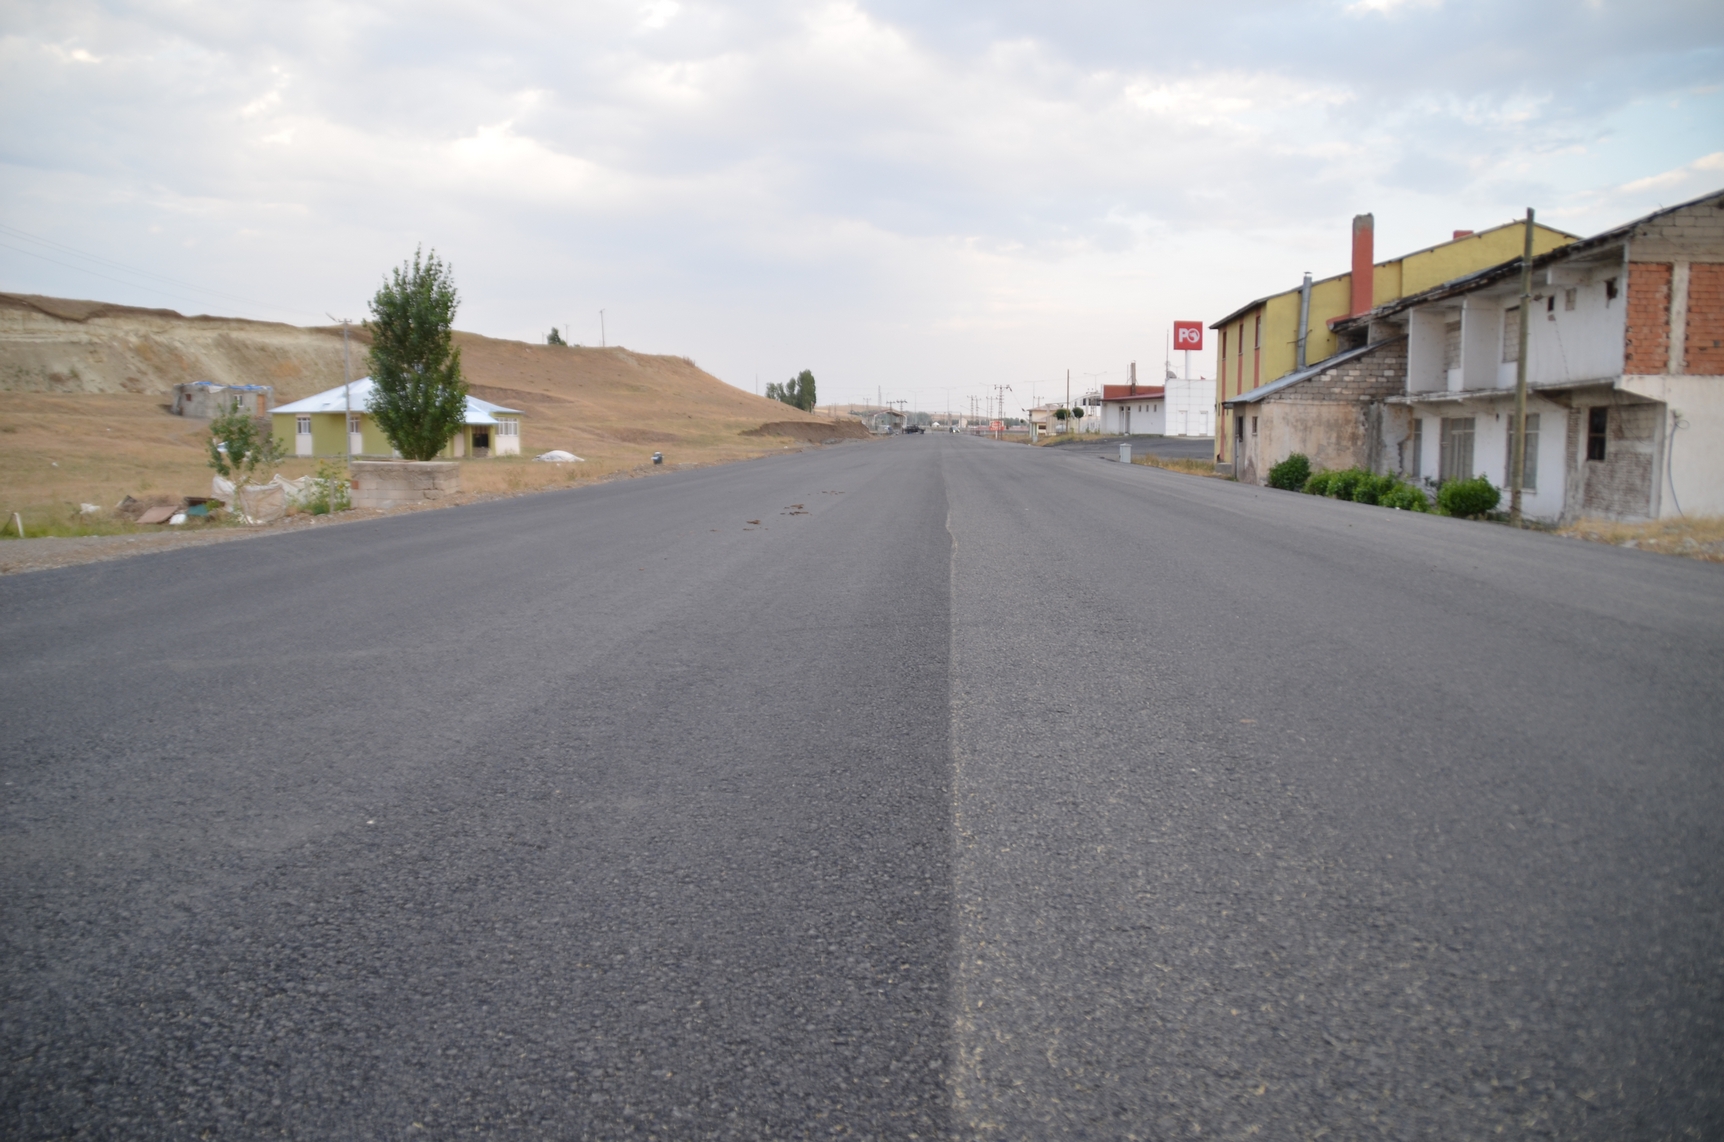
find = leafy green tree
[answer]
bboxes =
[546,327,566,346]
[766,370,817,412]
[207,401,286,487]
[365,247,469,461]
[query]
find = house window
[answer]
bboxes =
[348,414,361,434]
[1587,407,1608,461]
[1251,416,1259,436]
[1507,413,1539,491]
[498,419,519,436]
[1442,319,1462,373]
[1564,288,1577,311]
[1502,308,1520,363]
[1235,414,1245,441]
[1410,418,1423,476]
[1439,416,1475,482]
[296,416,311,435]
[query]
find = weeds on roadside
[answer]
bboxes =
[1132,454,1220,477]
[303,460,352,515]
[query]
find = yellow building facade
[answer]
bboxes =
[1211,219,1577,466]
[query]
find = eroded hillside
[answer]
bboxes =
[0,293,861,522]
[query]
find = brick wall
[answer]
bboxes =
[1624,262,1670,374]
[1274,337,1408,404]
[1686,263,1724,375]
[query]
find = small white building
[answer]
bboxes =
[1162,372,1214,438]
[1097,381,1166,435]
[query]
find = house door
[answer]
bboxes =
[473,429,490,458]
[295,415,313,457]
[348,414,364,456]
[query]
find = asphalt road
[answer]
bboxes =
[3,434,1721,1140]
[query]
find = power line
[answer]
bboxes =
[0,223,323,320]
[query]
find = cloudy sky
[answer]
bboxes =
[3,0,1721,414]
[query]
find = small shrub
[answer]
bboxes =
[1303,470,1335,496]
[1327,468,1368,501]
[1437,475,1501,518]
[1380,482,1430,512]
[1352,473,1398,505]
[1267,453,1311,491]
[305,459,352,515]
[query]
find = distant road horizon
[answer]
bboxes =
[4,434,1720,1138]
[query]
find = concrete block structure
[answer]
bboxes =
[349,460,461,509]
[172,381,274,418]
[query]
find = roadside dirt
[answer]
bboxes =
[0,450,821,575]
[743,419,871,443]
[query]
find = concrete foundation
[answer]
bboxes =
[349,460,460,510]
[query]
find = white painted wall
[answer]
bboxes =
[1530,275,1627,385]
[1618,376,1724,518]
[1406,310,1447,393]
[1162,375,1213,437]
[1402,396,1568,521]
[1099,399,1166,435]
[1460,295,1506,392]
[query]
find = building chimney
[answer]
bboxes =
[1129,361,1137,394]
[1350,213,1374,317]
[1452,229,1474,240]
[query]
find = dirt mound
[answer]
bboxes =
[744,419,870,443]
[0,292,361,400]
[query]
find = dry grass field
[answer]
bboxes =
[1557,515,1724,562]
[0,292,864,536]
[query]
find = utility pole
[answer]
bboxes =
[328,313,354,460]
[1510,208,1535,527]
[599,309,606,348]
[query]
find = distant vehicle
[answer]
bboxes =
[904,424,924,434]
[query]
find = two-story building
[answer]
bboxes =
[1224,186,1724,522]
[1211,214,1578,471]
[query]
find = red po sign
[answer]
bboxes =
[1173,321,1204,351]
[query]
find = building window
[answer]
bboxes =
[1564,288,1577,311]
[1502,308,1519,363]
[1587,407,1608,461]
[1507,413,1539,491]
[296,415,311,435]
[498,419,519,436]
[1235,414,1245,441]
[1251,416,1259,436]
[1410,418,1423,477]
[1439,416,1475,483]
[348,414,361,434]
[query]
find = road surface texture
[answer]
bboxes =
[3,434,1720,1140]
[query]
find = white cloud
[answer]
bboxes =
[0,0,1719,409]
